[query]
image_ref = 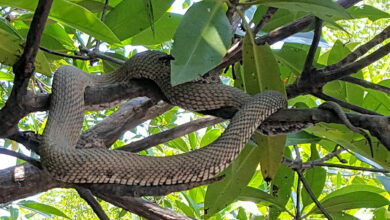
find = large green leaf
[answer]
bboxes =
[0,0,120,43]
[131,13,181,45]
[256,0,351,19]
[323,41,364,107]
[171,1,232,85]
[252,6,308,33]
[309,191,389,214]
[306,123,390,169]
[362,79,390,115]
[0,22,51,75]
[377,176,390,194]
[286,131,320,146]
[347,5,390,21]
[238,187,285,210]
[104,0,173,40]
[204,143,261,219]
[200,129,221,148]
[269,148,294,219]
[18,200,69,219]
[242,32,286,181]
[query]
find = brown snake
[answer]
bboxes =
[41,50,287,195]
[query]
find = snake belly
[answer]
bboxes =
[40,51,287,189]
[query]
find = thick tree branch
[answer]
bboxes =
[77,98,172,149]
[0,0,53,137]
[0,164,192,219]
[301,17,322,77]
[121,115,223,152]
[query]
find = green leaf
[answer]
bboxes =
[171,1,232,85]
[9,206,19,220]
[131,13,181,45]
[286,131,320,146]
[323,41,364,107]
[238,187,285,210]
[306,123,390,169]
[104,0,173,40]
[200,129,221,148]
[362,79,390,115]
[330,212,360,220]
[204,143,260,219]
[252,6,308,33]
[309,191,390,214]
[269,148,294,219]
[256,0,351,19]
[175,200,195,218]
[237,207,247,220]
[347,5,390,21]
[376,176,390,195]
[301,144,326,208]
[0,71,13,81]
[242,32,286,181]
[0,28,23,66]
[274,43,321,75]
[188,132,197,150]
[166,137,189,153]
[0,0,120,43]
[317,184,386,201]
[18,200,69,219]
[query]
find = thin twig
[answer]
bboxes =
[40,46,90,60]
[0,148,40,167]
[120,116,224,152]
[312,91,381,115]
[296,170,333,220]
[341,76,390,95]
[75,187,110,220]
[316,163,389,173]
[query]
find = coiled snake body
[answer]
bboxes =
[41,51,287,194]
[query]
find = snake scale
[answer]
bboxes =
[41,50,287,194]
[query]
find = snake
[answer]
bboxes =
[40,50,287,195]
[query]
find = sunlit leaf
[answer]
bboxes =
[0,0,120,43]
[18,200,69,219]
[171,1,232,85]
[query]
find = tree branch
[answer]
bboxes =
[120,115,223,152]
[0,148,40,168]
[319,43,390,82]
[325,25,390,71]
[312,91,380,115]
[75,187,110,220]
[0,164,192,219]
[301,17,322,76]
[296,169,333,220]
[0,0,53,137]
[341,76,390,95]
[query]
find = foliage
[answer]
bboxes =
[0,0,389,219]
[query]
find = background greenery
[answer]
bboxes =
[0,0,389,219]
